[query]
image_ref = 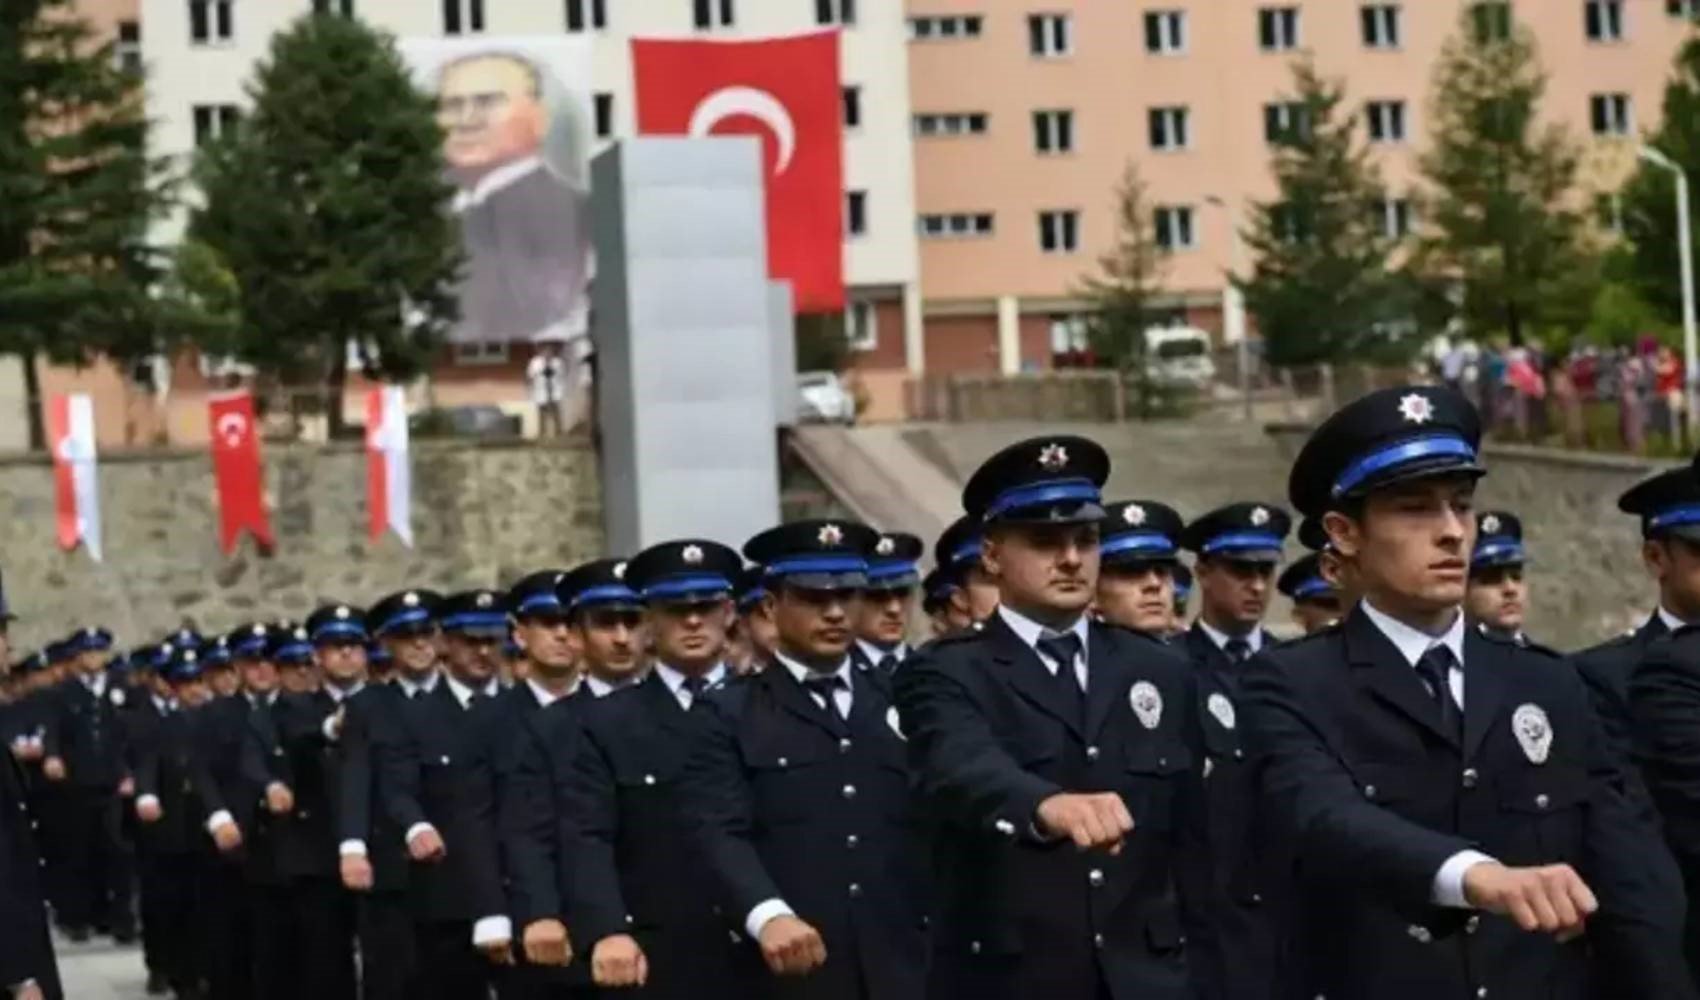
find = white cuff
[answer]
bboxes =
[744,899,795,940]
[405,822,437,846]
[339,839,368,858]
[472,915,512,947]
[1432,849,1496,908]
[206,810,235,835]
[136,794,160,811]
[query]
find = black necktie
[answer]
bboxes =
[1035,633,1085,725]
[681,676,707,707]
[876,654,899,675]
[1415,645,1463,740]
[1224,637,1252,663]
[467,691,489,710]
[802,675,848,722]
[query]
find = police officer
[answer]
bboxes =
[1277,553,1341,635]
[919,570,954,638]
[558,561,646,697]
[733,565,778,673]
[123,641,181,995]
[1243,384,1692,999]
[934,515,999,629]
[1171,564,1193,635]
[1465,511,1530,642]
[1093,500,1185,636]
[851,531,922,676]
[1180,502,1290,665]
[1,645,59,1000]
[685,522,928,1000]
[894,436,1211,1000]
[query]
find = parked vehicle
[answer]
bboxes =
[796,370,857,424]
[1143,326,1217,389]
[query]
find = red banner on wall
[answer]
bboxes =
[208,392,273,554]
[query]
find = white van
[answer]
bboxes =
[1143,326,1217,389]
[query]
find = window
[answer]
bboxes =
[1595,193,1625,232]
[694,0,736,29]
[1038,210,1080,253]
[1590,93,1631,135]
[115,20,141,74]
[1154,206,1195,251]
[913,112,989,136]
[192,104,240,146]
[842,86,862,129]
[1380,198,1412,238]
[312,0,356,14]
[1258,6,1300,51]
[452,342,510,365]
[1050,314,1090,360]
[1148,106,1190,151]
[565,0,606,31]
[1471,1,1512,42]
[1027,13,1071,57]
[188,0,233,44]
[1032,109,1074,153]
[1271,203,1307,243]
[1671,0,1700,20]
[1361,4,1401,48]
[1144,10,1186,54]
[918,213,995,238]
[1264,101,1309,144]
[443,0,485,34]
[593,93,614,139]
[1366,100,1407,143]
[816,0,855,26]
[846,191,867,237]
[1585,0,1625,41]
[846,301,877,352]
[908,14,983,39]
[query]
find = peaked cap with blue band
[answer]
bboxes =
[1181,502,1291,562]
[933,515,983,584]
[66,626,115,656]
[438,589,511,636]
[1277,552,1337,604]
[1289,385,1484,517]
[1622,465,1700,542]
[865,532,923,591]
[306,603,369,645]
[736,565,769,612]
[1471,510,1526,571]
[744,520,879,591]
[226,622,272,660]
[368,590,443,637]
[1100,500,1184,566]
[625,540,741,605]
[557,560,642,615]
[166,627,203,653]
[267,624,314,666]
[1173,563,1193,602]
[202,636,232,668]
[167,644,206,682]
[962,435,1110,525]
[506,572,570,620]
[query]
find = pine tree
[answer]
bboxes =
[1239,60,1415,366]
[1415,4,1597,347]
[1620,37,1700,324]
[190,13,460,431]
[1077,162,1167,376]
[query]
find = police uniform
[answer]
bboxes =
[1,694,61,999]
[1242,385,1692,1000]
[1277,553,1336,614]
[1468,511,1528,643]
[894,437,1212,1000]
[123,642,183,995]
[850,532,922,678]
[1097,499,1185,641]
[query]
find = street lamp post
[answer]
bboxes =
[1639,144,1698,440]
[1205,195,1251,421]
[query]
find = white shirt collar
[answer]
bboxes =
[525,675,580,708]
[1196,618,1263,656]
[655,662,726,692]
[397,669,441,698]
[1360,600,1466,668]
[325,681,365,704]
[451,155,544,212]
[245,688,278,708]
[1656,605,1692,633]
[854,638,906,668]
[152,694,174,713]
[583,674,639,698]
[443,672,499,710]
[773,650,853,688]
[996,604,1089,652]
[84,673,107,697]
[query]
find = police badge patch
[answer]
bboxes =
[1129,681,1163,729]
[1206,692,1236,730]
[1512,703,1552,764]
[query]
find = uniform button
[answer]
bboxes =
[1088,869,1105,887]
[1407,925,1432,944]
[1476,990,1488,999]
[845,834,859,849]
[848,883,862,898]
[839,738,852,753]
[1085,746,1100,761]
[1534,793,1550,810]
[1465,915,1480,935]
[1093,933,1104,949]
[1233,748,1244,760]
[1157,757,1168,768]
[1251,893,1263,904]
[994,819,1016,836]
[643,774,656,786]
[1461,768,1479,789]
[1363,785,1378,799]
[298,810,311,819]
[439,755,451,765]
[625,914,635,924]
[969,940,982,955]
[842,784,857,800]
[777,757,789,768]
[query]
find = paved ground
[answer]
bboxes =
[52,932,150,999]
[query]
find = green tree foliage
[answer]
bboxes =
[1239,60,1418,366]
[190,13,460,425]
[1077,161,1167,374]
[1415,4,1598,347]
[1620,37,1700,324]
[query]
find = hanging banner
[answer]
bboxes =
[47,393,103,561]
[208,392,273,554]
[365,386,413,547]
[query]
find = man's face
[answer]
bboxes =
[1096,562,1175,634]
[1197,557,1275,631]
[1328,476,1476,615]
[982,522,1100,617]
[855,587,913,648]
[1292,596,1342,635]
[280,663,318,694]
[442,631,504,686]
[741,605,777,661]
[208,666,240,697]
[315,640,368,688]
[962,565,1001,621]
[173,678,210,708]
[437,56,546,172]
[1648,536,1700,620]
[1465,566,1527,632]
[384,628,439,678]
[239,657,278,695]
[646,599,732,671]
[769,586,857,667]
[513,614,575,677]
[76,649,106,676]
[569,607,642,683]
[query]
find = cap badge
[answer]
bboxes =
[818,523,844,547]
[1512,703,1552,764]
[403,592,420,608]
[1481,514,1501,535]
[1250,506,1270,527]
[1398,392,1434,425]
[252,624,266,637]
[682,544,704,566]
[293,627,307,641]
[1123,504,1146,526]
[1037,442,1069,472]
[335,606,350,620]
[875,537,895,557]
[475,593,493,609]
[613,561,628,580]
[184,650,197,664]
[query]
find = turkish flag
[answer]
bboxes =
[208,392,273,554]
[632,31,844,312]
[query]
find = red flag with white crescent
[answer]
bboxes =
[365,386,413,547]
[631,31,844,312]
[208,392,273,554]
[46,393,102,561]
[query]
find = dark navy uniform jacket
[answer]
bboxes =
[1,750,61,998]
[894,612,1214,1000]
[1242,606,1692,1000]
[1574,614,1668,814]
[43,675,128,790]
[336,684,412,893]
[132,702,203,857]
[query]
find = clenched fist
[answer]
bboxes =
[211,819,243,853]
[42,756,66,782]
[264,782,294,815]
[522,918,573,967]
[1036,792,1135,853]
[407,825,446,863]
[340,855,374,892]
[591,934,648,987]
[1463,861,1597,939]
[758,914,827,977]
[136,798,163,823]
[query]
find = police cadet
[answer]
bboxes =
[2,648,59,1000]
[934,514,999,628]
[204,637,240,699]
[40,625,137,944]
[920,570,954,638]
[1094,500,1185,636]
[1180,502,1290,666]
[684,521,928,1000]
[1171,564,1193,635]
[1465,511,1530,643]
[123,641,182,996]
[543,539,757,996]
[1277,552,1342,636]
[851,531,923,677]
[733,565,778,673]
[894,436,1211,1000]
[1242,384,1693,1000]
[559,561,646,697]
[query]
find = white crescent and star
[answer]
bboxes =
[686,85,797,175]
[216,412,249,448]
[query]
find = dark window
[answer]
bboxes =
[443,0,460,34]
[566,0,606,30]
[842,86,861,128]
[594,93,614,139]
[847,190,867,236]
[1471,2,1511,42]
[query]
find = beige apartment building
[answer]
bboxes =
[905,0,1699,375]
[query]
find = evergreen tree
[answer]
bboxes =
[1415,4,1597,347]
[190,13,460,430]
[1620,37,1700,324]
[1077,162,1167,375]
[1239,60,1416,366]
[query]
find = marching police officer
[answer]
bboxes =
[851,531,922,677]
[1465,511,1530,642]
[895,436,1212,1000]
[920,570,955,638]
[2,668,59,1000]
[1180,502,1290,666]
[933,515,999,629]
[1243,385,1692,999]
[1093,500,1185,636]
[1277,552,1341,636]
[558,562,646,697]
[124,642,184,995]
[1171,564,1193,635]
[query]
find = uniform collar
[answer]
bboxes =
[654,661,726,695]
[525,675,579,708]
[325,680,364,704]
[1360,599,1466,668]
[83,672,107,697]
[396,669,441,699]
[1196,617,1263,655]
[443,672,499,709]
[1656,605,1693,633]
[854,638,906,667]
[773,650,853,688]
[244,689,278,708]
[995,603,1088,652]
[583,673,639,698]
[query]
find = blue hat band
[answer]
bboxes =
[867,560,920,583]
[441,611,509,632]
[1332,434,1477,498]
[765,555,869,578]
[1174,583,1192,598]
[1202,531,1285,556]
[515,594,564,616]
[642,574,732,601]
[311,621,369,643]
[1473,541,1526,565]
[1292,577,1334,599]
[737,587,769,610]
[1102,533,1178,558]
[985,478,1102,521]
[568,584,641,609]
[273,642,313,662]
[377,607,433,634]
[948,540,981,568]
[1649,504,1700,531]
[232,638,267,658]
